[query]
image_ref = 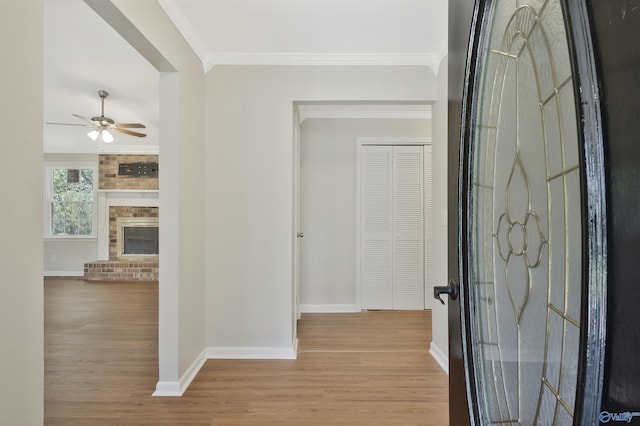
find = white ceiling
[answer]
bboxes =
[44,0,160,154]
[44,0,446,153]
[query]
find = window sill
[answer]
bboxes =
[44,237,98,242]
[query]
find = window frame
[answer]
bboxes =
[44,162,98,240]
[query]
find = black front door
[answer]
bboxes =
[459,0,593,422]
[440,0,640,424]
[447,1,476,425]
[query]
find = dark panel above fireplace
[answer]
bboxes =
[118,162,159,177]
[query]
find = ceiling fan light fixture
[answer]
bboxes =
[87,129,100,141]
[87,129,114,143]
[51,90,147,145]
[102,130,114,143]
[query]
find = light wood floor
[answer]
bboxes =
[45,278,449,425]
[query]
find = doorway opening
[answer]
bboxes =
[293,103,434,341]
[44,0,180,397]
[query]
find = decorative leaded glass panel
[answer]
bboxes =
[467,0,582,423]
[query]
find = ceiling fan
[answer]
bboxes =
[48,90,146,143]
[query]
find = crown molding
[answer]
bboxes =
[297,104,432,124]
[159,0,443,73]
[204,52,439,72]
[43,143,159,155]
[158,0,209,66]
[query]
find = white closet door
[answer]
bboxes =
[424,146,434,309]
[361,146,393,309]
[361,145,425,310]
[392,146,424,310]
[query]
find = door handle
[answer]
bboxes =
[297,232,304,238]
[434,279,459,305]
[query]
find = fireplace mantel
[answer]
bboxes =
[98,189,159,195]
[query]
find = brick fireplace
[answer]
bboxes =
[84,154,159,281]
[109,206,159,260]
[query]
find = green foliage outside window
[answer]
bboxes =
[50,168,94,236]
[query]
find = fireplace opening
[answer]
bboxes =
[116,217,159,259]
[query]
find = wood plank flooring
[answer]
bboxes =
[45,278,449,425]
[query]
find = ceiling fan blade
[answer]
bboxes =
[114,128,147,138]
[72,113,97,126]
[115,123,146,129]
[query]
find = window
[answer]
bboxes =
[45,163,97,238]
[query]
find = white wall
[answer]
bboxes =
[300,118,431,310]
[107,0,206,394]
[44,240,97,275]
[0,0,44,423]
[430,56,450,372]
[205,65,437,354]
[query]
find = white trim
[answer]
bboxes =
[97,192,160,260]
[44,237,98,242]
[151,381,181,397]
[158,1,440,72]
[292,108,302,348]
[179,348,207,394]
[204,52,439,70]
[43,146,159,155]
[429,341,449,374]
[297,104,432,123]
[299,304,360,313]
[98,189,159,194]
[44,162,98,240]
[97,144,159,155]
[206,346,297,360]
[357,137,432,146]
[43,270,84,277]
[152,348,207,397]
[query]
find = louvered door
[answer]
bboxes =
[392,146,424,309]
[361,145,424,310]
[361,146,393,309]
[423,146,433,309]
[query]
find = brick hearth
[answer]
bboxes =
[84,260,158,281]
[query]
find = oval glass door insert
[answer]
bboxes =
[466,0,582,423]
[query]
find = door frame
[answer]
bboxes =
[355,137,432,310]
[292,106,302,354]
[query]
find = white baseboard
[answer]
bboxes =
[206,346,297,360]
[155,345,297,396]
[152,381,181,397]
[179,348,208,393]
[430,341,449,374]
[152,348,207,397]
[44,270,84,277]
[299,304,360,313]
